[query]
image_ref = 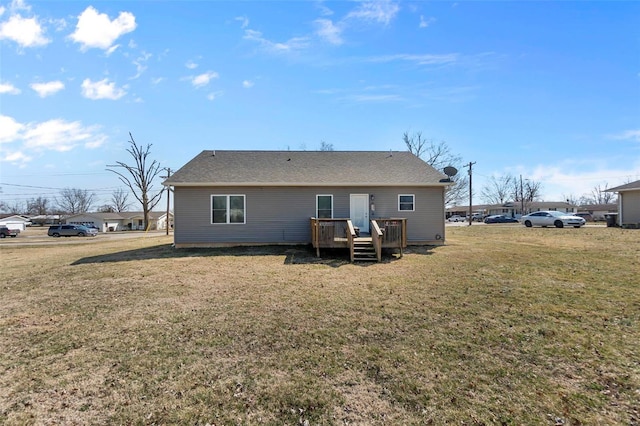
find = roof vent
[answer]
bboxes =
[212,150,215,156]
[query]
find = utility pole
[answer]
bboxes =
[465,161,476,226]
[161,168,172,235]
[520,174,524,216]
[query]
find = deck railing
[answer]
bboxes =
[372,218,407,257]
[310,218,356,259]
[370,220,383,262]
[311,217,407,262]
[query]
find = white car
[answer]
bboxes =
[447,215,465,222]
[521,211,586,228]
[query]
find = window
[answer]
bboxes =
[316,195,333,218]
[211,195,246,224]
[398,194,415,211]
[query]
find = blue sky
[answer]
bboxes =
[1,0,638,210]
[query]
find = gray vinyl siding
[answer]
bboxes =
[173,186,445,246]
[621,191,640,224]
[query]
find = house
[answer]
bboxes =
[163,150,451,255]
[576,203,618,221]
[606,180,640,227]
[64,211,173,232]
[0,214,31,231]
[28,214,62,226]
[447,201,577,219]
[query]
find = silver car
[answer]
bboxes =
[48,224,98,237]
[521,211,586,228]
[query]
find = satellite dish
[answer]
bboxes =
[443,166,458,178]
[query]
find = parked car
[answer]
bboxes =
[0,226,20,238]
[521,211,586,228]
[484,215,519,224]
[447,215,465,222]
[574,212,593,222]
[48,224,98,237]
[472,213,486,222]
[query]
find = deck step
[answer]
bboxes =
[353,240,378,261]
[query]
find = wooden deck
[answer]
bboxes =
[310,218,406,262]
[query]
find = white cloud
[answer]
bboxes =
[316,1,334,17]
[1,150,32,164]
[315,19,343,45]
[609,129,640,143]
[30,80,64,97]
[367,53,459,66]
[9,0,31,12]
[342,94,403,103]
[185,60,198,69]
[81,78,127,100]
[22,118,106,152]
[0,114,25,143]
[0,6,6,16]
[243,29,309,53]
[346,1,399,26]
[105,44,120,56]
[69,6,136,51]
[0,13,49,47]
[242,80,254,88]
[131,51,152,79]
[235,16,249,29]
[0,115,106,165]
[527,163,640,201]
[191,71,219,88]
[419,15,436,28]
[207,91,223,101]
[151,77,164,85]
[0,82,21,94]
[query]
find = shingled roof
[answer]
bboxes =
[606,179,640,192]
[164,150,449,187]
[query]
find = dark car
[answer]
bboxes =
[484,215,519,224]
[48,224,98,237]
[0,226,20,238]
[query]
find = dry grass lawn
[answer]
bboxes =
[0,226,638,425]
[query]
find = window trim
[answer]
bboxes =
[398,194,415,212]
[316,194,334,219]
[211,194,246,224]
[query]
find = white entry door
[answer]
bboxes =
[350,194,369,234]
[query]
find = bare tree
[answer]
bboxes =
[98,204,115,213]
[319,141,334,151]
[56,188,95,214]
[403,131,468,205]
[110,188,131,212]
[481,174,514,204]
[581,183,617,205]
[27,196,50,215]
[1,200,24,214]
[107,133,164,230]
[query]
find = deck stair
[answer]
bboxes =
[353,237,377,261]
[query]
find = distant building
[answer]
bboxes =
[447,201,577,219]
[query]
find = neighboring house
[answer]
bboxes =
[65,211,173,232]
[577,203,618,221]
[29,214,62,226]
[447,201,577,219]
[0,214,31,231]
[606,180,640,227]
[163,150,451,249]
